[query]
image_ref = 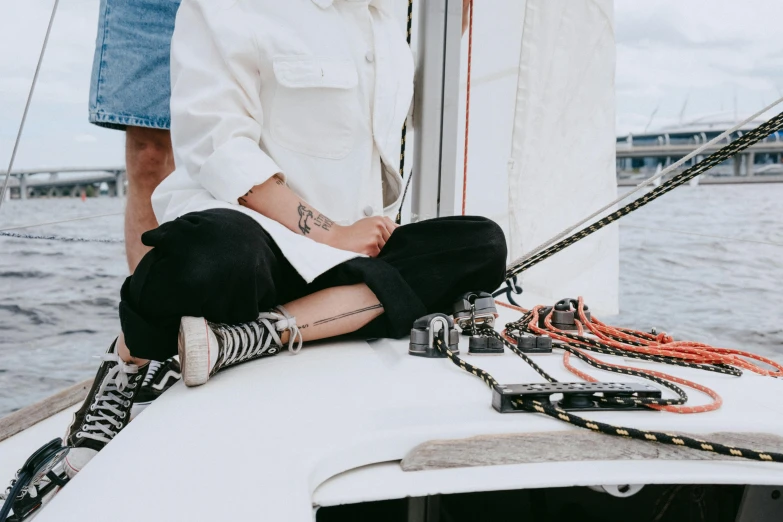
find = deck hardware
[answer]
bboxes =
[452,291,497,332]
[0,438,70,522]
[409,313,459,358]
[550,298,591,330]
[516,334,553,354]
[467,336,504,355]
[491,382,662,413]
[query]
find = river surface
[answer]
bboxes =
[1,184,782,417]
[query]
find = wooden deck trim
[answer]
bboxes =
[402,431,783,471]
[0,379,93,443]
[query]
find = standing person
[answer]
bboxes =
[87,0,184,413]
[88,0,181,272]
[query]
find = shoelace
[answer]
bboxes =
[141,360,163,388]
[214,307,303,368]
[272,305,303,354]
[77,352,140,444]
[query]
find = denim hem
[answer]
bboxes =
[89,110,171,131]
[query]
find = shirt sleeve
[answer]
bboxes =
[169,0,282,204]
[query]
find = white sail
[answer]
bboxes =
[456,0,619,314]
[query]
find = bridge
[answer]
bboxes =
[0,167,126,199]
[616,138,783,177]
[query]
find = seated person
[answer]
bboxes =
[62,0,506,477]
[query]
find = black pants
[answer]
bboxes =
[120,209,507,361]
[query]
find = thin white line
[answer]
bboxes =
[0,0,61,210]
[507,96,783,270]
[0,211,123,232]
[621,224,783,248]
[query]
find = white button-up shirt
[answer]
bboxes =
[152,0,414,282]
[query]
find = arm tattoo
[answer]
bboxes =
[297,203,314,235]
[314,213,334,231]
[297,203,334,235]
[238,188,253,206]
[312,304,383,326]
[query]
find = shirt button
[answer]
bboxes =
[363,205,374,217]
[365,51,375,63]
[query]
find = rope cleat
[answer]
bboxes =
[452,291,498,332]
[468,336,504,356]
[409,313,460,358]
[550,298,591,330]
[517,334,553,354]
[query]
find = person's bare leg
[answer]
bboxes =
[124,126,174,272]
[279,283,384,343]
[180,283,387,385]
[117,333,150,366]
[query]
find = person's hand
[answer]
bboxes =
[327,217,398,257]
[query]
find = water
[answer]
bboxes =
[1,184,782,417]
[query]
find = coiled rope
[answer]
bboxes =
[432,334,783,463]
[504,110,783,279]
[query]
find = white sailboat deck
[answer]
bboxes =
[3,310,782,521]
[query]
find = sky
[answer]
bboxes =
[1,0,783,169]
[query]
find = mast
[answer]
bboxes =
[410,0,463,221]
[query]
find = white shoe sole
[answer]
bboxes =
[178,316,213,387]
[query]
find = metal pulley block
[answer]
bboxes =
[0,438,70,522]
[547,297,591,330]
[452,291,498,331]
[409,313,460,358]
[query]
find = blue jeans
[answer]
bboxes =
[88,0,181,130]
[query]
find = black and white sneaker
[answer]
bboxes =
[178,306,303,387]
[130,356,181,418]
[62,339,145,478]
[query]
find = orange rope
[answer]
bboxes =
[461,0,473,216]
[527,298,783,378]
[496,300,527,314]
[561,348,723,414]
[499,296,783,414]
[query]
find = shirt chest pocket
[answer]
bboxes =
[271,58,360,159]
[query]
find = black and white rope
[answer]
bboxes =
[506,311,743,377]
[432,336,783,463]
[479,328,690,408]
[505,110,783,279]
[506,96,783,273]
[395,0,414,225]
